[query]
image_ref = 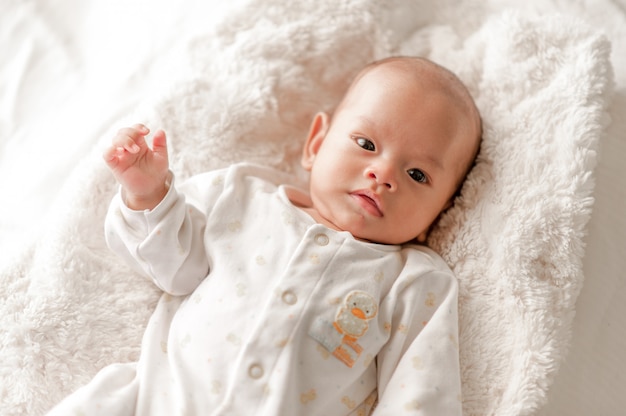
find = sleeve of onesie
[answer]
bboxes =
[104,171,225,296]
[374,269,462,415]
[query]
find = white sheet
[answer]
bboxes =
[1,1,624,415]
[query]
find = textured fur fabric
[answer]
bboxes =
[0,1,612,415]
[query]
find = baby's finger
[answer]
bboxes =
[102,145,129,172]
[103,144,118,163]
[152,129,168,161]
[113,126,147,153]
[131,123,150,134]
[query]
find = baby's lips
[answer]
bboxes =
[350,192,383,217]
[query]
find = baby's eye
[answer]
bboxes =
[407,168,427,183]
[355,137,375,151]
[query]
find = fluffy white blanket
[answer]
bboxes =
[0,1,613,415]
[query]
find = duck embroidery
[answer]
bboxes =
[309,290,378,368]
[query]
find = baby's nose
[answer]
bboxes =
[365,166,397,190]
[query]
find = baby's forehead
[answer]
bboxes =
[353,64,474,129]
[365,59,481,139]
[360,60,466,102]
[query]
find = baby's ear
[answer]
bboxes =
[301,112,329,170]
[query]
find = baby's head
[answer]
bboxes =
[301,56,482,245]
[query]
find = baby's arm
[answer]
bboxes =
[103,124,170,211]
[103,125,210,296]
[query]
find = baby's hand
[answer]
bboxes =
[103,124,170,210]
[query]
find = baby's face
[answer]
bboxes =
[301,65,477,244]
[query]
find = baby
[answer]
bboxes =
[48,56,481,415]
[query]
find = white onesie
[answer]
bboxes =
[48,163,462,415]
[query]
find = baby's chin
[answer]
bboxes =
[313,208,421,245]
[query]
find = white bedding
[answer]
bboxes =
[1,0,624,415]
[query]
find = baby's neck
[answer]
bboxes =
[285,187,376,243]
[283,186,343,233]
[285,189,330,229]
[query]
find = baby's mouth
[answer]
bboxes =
[350,191,383,217]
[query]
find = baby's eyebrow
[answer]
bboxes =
[356,115,377,131]
[415,153,444,171]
